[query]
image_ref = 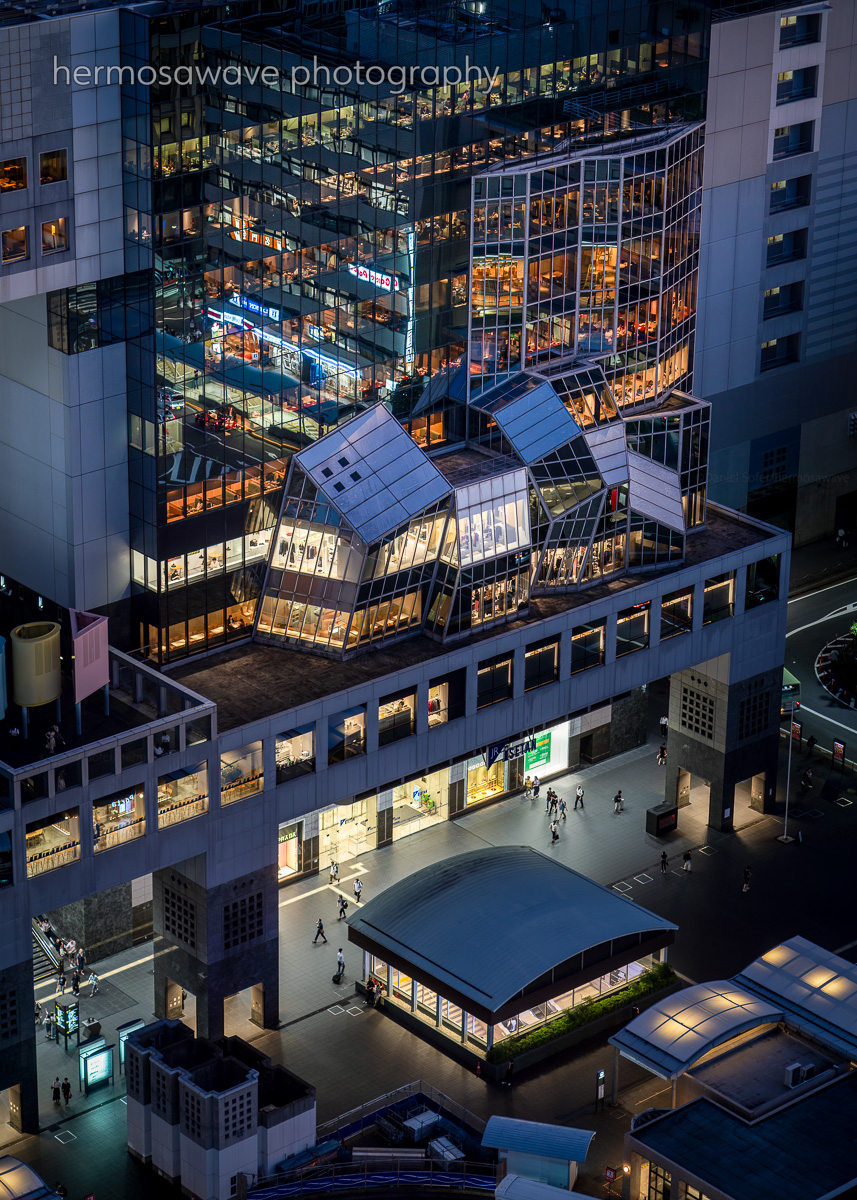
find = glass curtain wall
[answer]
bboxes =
[470,124,702,406]
[119,0,708,662]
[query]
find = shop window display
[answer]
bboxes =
[390,770,447,841]
[328,706,366,764]
[378,690,415,746]
[157,764,208,828]
[466,756,506,805]
[492,959,647,1044]
[220,742,263,805]
[278,819,304,881]
[276,725,314,782]
[26,809,80,877]
[320,797,376,865]
[428,669,467,726]
[93,786,145,853]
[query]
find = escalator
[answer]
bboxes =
[32,922,59,985]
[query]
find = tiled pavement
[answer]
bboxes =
[6,714,857,1198]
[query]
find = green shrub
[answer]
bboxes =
[485,962,677,1063]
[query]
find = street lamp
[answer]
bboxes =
[778,700,798,845]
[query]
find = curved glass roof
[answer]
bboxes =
[609,982,783,1080]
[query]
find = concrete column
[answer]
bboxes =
[152,857,280,1039]
[0,958,39,1132]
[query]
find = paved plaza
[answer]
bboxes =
[5,690,857,1199]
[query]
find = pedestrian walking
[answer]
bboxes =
[548,793,558,817]
[353,878,363,903]
[544,787,553,813]
[532,775,540,801]
[51,1078,61,1106]
[365,977,376,1007]
[54,1186,67,1200]
[660,851,668,874]
[806,735,817,759]
[550,820,559,843]
[558,798,567,820]
[682,849,692,873]
[742,866,751,893]
[337,896,349,920]
[574,785,584,810]
[503,1061,514,1088]
[613,790,624,814]
[43,1011,54,1040]
[61,1078,72,1108]
[336,948,345,976]
[659,715,669,739]
[656,744,667,766]
[55,970,66,996]
[524,775,533,799]
[800,768,813,793]
[71,971,80,997]
[329,861,339,884]
[313,917,328,944]
[76,947,86,972]
[88,971,99,996]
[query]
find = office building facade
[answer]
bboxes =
[697,0,857,541]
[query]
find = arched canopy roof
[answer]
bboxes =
[347,846,676,1021]
[609,981,783,1080]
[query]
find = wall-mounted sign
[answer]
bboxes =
[525,732,552,772]
[346,263,400,292]
[231,294,281,322]
[485,735,536,770]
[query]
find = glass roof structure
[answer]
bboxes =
[612,936,857,1084]
[295,404,451,543]
[609,982,784,1080]
[254,383,709,657]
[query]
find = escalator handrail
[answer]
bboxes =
[32,920,61,970]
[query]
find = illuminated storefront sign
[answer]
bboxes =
[231,294,280,322]
[346,263,400,292]
[485,735,536,769]
[525,731,552,772]
[117,1018,146,1070]
[225,214,286,252]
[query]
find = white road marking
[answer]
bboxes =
[796,704,856,734]
[788,577,857,604]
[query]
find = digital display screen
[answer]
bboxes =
[55,1001,79,1034]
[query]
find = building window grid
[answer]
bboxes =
[680,686,715,740]
[183,1092,202,1137]
[738,691,772,741]
[163,886,197,949]
[223,892,264,950]
[0,991,18,1042]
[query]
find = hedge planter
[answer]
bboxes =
[362,965,680,1085]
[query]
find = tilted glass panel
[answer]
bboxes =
[531,436,603,515]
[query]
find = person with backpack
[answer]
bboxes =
[558,797,567,821]
[337,896,349,920]
[353,878,363,903]
[313,917,328,944]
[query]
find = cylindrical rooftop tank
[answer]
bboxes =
[10,622,61,707]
